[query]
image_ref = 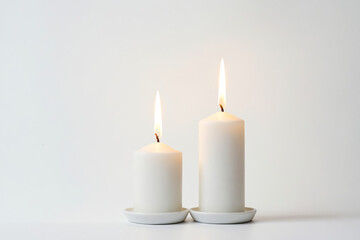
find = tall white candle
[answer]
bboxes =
[133,92,182,213]
[199,59,245,212]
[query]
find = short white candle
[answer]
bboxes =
[133,92,182,213]
[199,59,245,212]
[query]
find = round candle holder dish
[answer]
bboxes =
[189,207,256,224]
[124,208,189,225]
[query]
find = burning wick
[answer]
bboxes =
[220,104,224,112]
[155,133,160,143]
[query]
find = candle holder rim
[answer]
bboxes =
[125,207,188,215]
[189,206,256,224]
[124,207,189,225]
[190,207,256,214]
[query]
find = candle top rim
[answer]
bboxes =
[200,112,244,123]
[137,142,181,153]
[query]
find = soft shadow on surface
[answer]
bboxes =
[253,214,341,223]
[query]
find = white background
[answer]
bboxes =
[1,0,360,230]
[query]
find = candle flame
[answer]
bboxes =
[154,91,162,140]
[218,58,226,111]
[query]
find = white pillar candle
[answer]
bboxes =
[199,59,245,212]
[133,143,182,213]
[133,92,182,213]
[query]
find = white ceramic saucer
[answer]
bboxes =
[190,207,256,224]
[124,208,189,225]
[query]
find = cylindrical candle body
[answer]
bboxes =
[199,112,245,212]
[133,143,182,213]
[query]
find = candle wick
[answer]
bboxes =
[220,104,224,112]
[155,133,160,143]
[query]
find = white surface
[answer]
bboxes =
[133,143,182,213]
[190,207,256,224]
[124,208,188,225]
[1,0,360,224]
[199,112,245,212]
[1,216,360,240]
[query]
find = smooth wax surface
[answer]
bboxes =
[133,143,182,213]
[199,112,245,212]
